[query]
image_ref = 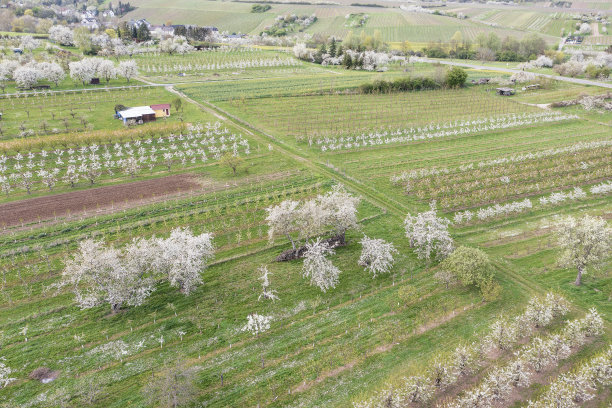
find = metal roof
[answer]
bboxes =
[118,106,156,119]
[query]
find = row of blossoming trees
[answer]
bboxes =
[0,123,250,196]
[354,293,609,408]
[0,57,139,90]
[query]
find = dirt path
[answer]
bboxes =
[0,174,200,228]
[591,22,600,36]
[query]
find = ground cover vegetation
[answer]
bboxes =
[0,3,609,408]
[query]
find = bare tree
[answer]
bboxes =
[144,363,199,408]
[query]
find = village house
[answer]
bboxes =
[81,17,100,31]
[150,104,171,118]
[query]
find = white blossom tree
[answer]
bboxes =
[398,375,434,404]
[485,368,512,402]
[302,238,340,292]
[266,200,300,249]
[39,62,65,87]
[506,358,532,388]
[257,265,279,302]
[49,25,74,46]
[62,239,155,313]
[69,59,97,86]
[13,66,41,89]
[404,202,454,262]
[155,227,214,295]
[117,60,139,82]
[429,357,457,390]
[318,184,360,243]
[484,317,517,351]
[159,36,194,55]
[358,235,398,278]
[244,313,272,337]
[97,59,117,84]
[298,198,329,243]
[555,215,611,285]
[19,35,39,52]
[525,337,553,373]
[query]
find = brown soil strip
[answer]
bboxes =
[0,174,200,227]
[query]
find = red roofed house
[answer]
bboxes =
[150,104,171,118]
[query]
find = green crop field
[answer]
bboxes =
[0,3,611,408]
[0,87,201,140]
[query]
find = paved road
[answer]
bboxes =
[422,58,612,89]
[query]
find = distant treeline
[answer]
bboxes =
[233,0,330,5]
[251,4,272,12]
[350,3,386,7]
[359,77,441,94]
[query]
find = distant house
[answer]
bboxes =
[150,104,171,118]
[81,17,100,31]
[496,87,515,96]
[118,106,157,124]
[129,19,152,30]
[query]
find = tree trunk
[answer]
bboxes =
[574,265,584,286]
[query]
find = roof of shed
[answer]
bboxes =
[119,106,156,118]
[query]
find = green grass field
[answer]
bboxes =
[0,18,610,408]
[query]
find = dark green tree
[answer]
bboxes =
[445,67,468,88]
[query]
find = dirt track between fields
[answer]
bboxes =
[0,174,200,228]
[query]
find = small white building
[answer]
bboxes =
[118,106,157,124]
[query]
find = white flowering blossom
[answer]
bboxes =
[244,313,272,337]
[63,239,156,313]
[117,60,139,82]
[358,236,398,278]
[155,227,214,295]
[257,265,279,302]
[302,239,341,292]
[556,215,611,285]
[404,202,454,261]
[0,357,15,389]
[49,25,74,46]
[13,66,41,89]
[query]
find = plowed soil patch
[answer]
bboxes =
[0,174,199,227]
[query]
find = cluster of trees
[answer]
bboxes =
[294,31,389,71]
[159,36,194,55]
[0,60,65,89]
[358,76,441,94]
[262,14,317,37]
[174,26,214,42]
[62,227,214,313]
[405,203,504,300]
[423,32,548,62]
[529,345,612,407]
[251,4,272,13]
[69,57,138,85]
[117,22,151,42]
[266,184,360,250]
[446,308,604,408]
[267,185,400,292]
